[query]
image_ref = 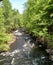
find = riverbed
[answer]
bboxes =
[0,29,53,65]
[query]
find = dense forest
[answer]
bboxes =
[0,0,53,54]
[0,0,20,51]
[22,0,53,49]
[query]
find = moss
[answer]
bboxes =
[0,43,10,52]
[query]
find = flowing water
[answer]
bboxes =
[0,29,52,65]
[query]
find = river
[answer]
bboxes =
[0,29,52,65]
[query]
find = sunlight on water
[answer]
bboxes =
[0,29,52,65]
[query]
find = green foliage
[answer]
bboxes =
[23,0,53,48]
[0,0,20,51]
[2,0,19,32]
[11,10,20,29]
[19,14,24,27]
[0,44,10,51]
[0,0,53,51]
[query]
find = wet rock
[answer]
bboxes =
[46,49,53,61]
[50,55,53,61]
[0,29,52,65]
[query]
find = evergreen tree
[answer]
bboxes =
[2,0,13,32]
[23,0,53,48]
[0,0,20,51]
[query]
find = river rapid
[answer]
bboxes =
[0,29,52,65]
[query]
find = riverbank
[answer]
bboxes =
[22,30,53,61]
[8,34,17,46]
[19,29,53,61]
[0,29,53,65]
[0,29,53,62]
[0,32,17,52]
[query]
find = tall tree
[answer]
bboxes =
[2,0,13,32]
[23,0,53,48]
